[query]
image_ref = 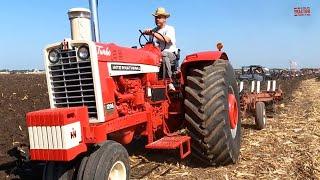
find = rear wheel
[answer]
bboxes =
[184,60,241,166]
[79,140,130,180]
[255,102,267,130]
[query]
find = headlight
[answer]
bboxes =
[77,46,90,60]
[48,50,60,63]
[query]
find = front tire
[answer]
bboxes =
[79,141,130,180]
[184,60,241,166]
[43,161,76,180]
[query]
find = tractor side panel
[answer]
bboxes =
[95,43,163,122]
[96,54,165,145]
[97,60,119,121]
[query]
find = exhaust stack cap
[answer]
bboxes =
[68,8,92,41]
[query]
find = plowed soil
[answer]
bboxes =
[1,74,319,179]
[0,74,49,179]
[130,79,320,179]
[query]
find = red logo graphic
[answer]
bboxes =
[62,39,69,50]
[70,128,77,139]
[294,7,311,16]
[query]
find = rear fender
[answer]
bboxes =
[180,51,229,84]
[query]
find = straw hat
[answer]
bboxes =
[152,7,170,18]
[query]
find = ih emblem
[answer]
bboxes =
[70,128,77,139]
[61,39,71,50]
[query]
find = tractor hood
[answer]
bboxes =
[96,43,162,66]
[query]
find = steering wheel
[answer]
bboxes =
[139,30,167,52]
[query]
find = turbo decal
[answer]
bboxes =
[96,45,111,56]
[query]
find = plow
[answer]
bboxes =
[239,80,283,129]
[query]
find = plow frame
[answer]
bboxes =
[239,79,283,118]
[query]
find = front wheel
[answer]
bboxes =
[184,60,241,166]
[79,140,130,180]
[43,161,77,180]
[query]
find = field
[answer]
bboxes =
[0,74,319,179]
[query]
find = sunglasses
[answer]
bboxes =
[155,16,167,19]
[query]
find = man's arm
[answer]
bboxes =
[144,29,172,43]
[152,32,171,43]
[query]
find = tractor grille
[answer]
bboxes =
[48,49,97,118]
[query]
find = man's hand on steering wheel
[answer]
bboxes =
[143,29,154,36]
[139,29,167,52]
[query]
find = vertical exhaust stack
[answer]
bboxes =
[89,0,100,42]
[68,8,92,41]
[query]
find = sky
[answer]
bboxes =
[0,0,318,69]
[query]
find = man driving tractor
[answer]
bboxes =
[144,7,178,91]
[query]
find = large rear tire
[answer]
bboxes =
[184,60,241,166]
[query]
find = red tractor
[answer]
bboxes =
[25,2,241,179]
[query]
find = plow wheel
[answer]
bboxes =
[43,161,77,180]
[255,102,267,130]
[266,101,276,118]
[184,60,241,166]
[78,140,130,180]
